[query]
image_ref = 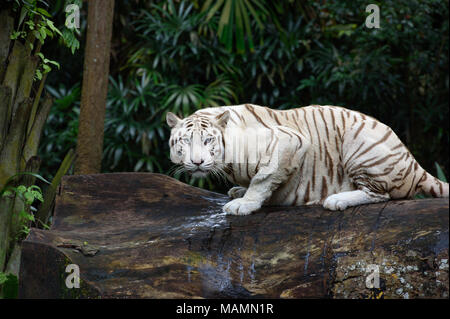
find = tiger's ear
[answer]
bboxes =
[215,110,230,128]
[166,112,181,128]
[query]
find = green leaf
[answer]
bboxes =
[39,27,47,41]
[244,0,265,30]
[45,19,62,37]
[18,6,28,29]
[47,60,60,69]
[218,0,232,38]
[235,0,245,54]
[35,69,42,80]
[203,0,225,21]
[42,64,52,73]
[0,272,7,285]
[435,162,447,183]
[33,30,43,42]
[26,20,35,30]
[240,0,254,52]
[10,31,21,40]
[24,191,35,205]
[16,185,27,194]
[21,226,30,235]
[36,8,52,18]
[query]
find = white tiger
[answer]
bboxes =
[166,104,449,215]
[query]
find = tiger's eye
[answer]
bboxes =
[204,137,214,145]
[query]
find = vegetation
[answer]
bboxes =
[0,0,77,297]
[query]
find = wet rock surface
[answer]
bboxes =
[19,173,449,298]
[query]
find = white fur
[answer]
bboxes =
[323,190,390,211]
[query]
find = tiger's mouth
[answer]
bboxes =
[191,169,208,178]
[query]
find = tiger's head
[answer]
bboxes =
[166,110,230,178]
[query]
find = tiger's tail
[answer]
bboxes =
[417,171,449,198]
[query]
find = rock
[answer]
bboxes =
[19,173,449,298]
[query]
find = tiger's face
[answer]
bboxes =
[166,111,230,178]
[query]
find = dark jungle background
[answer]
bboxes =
[40,0,449,192]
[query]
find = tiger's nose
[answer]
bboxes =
[193,159,204,166]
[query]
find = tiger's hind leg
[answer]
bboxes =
[323,121,401,211]
[323,189,389,211]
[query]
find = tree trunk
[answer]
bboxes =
[19,173,449,299]
[75,0,115,175]
[0,7,53,275]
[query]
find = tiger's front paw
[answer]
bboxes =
[227,186,247,199]
[222,198,262,216]
[323,194,349,211]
